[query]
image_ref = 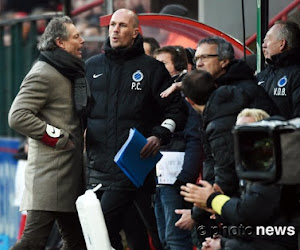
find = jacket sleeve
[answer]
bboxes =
[150,62,188,144]
[205,117,240,196]
[202,132,216,185]
[176,104,203,184]
[291,71,300,118]
[221,183,282,226]
[8,72,69,149]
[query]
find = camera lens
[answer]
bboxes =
[239,131,274,172]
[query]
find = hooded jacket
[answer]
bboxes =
[256,47,300,119]
[85,34,187,190]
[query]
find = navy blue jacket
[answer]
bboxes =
[85,34,187,190]
[256,47,300,119]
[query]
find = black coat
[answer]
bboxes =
[202,60,279,196]
[256,47,300,119]
[161,70,203,185]
[220,183,298,249]
[85,34,187,190]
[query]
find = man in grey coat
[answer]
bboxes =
[8,16,89,250]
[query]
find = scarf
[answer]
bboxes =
[39,48,91,118]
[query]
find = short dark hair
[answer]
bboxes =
[143,37,160,56]
[182,69,216,105]
[198,36,235,61]
[154,45,188,72]
[275,20,300,49]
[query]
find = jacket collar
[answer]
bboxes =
[215,59,254,87]
[266,46,300,68]
[104,34,145,61]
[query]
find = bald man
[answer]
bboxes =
[85,9,187,250]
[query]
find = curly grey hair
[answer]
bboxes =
[198,36,235,62]
[38,16,73,51]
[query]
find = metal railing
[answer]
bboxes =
[246,0,300,46]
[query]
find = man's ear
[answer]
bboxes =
[55,37,64,49]
[279,39,287,52]
[133,28,139,39]
[220,58,230,69]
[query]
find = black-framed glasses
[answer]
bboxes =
[193,54,219,64]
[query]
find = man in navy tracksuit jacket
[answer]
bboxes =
[256,20,300,119]
[85,8,187,250]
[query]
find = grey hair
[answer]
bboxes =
[275,20,300,50]
[198,36,235,61]
[37,16,73,51]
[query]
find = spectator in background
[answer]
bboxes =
[85,9,187,250]
[127,0,146,13]
[86,2,105,25]
[159,47,196,98]
[8,16,88,250]
[143,37,160,57]
[72,0,93,20]
[155,46,187,98]
[3,0,60,13]
[113,0,128,11]
[81,24,104,60]
[256,20,300,119]
[153,45,202,250]
[154,45,188,83]
[74,19,89,36]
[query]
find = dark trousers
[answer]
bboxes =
[133,190,164,250]
[96,190,151,250]
[11,210,86,250]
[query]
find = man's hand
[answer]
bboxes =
[160,82,182,98]
[140,136,161,158]
[202,237,221,250]
[213,183,223,194]
[180,180,215,210]
[174,209,195,230]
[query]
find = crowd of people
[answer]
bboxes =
[0,0,150,56]
[6,4,300,250]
